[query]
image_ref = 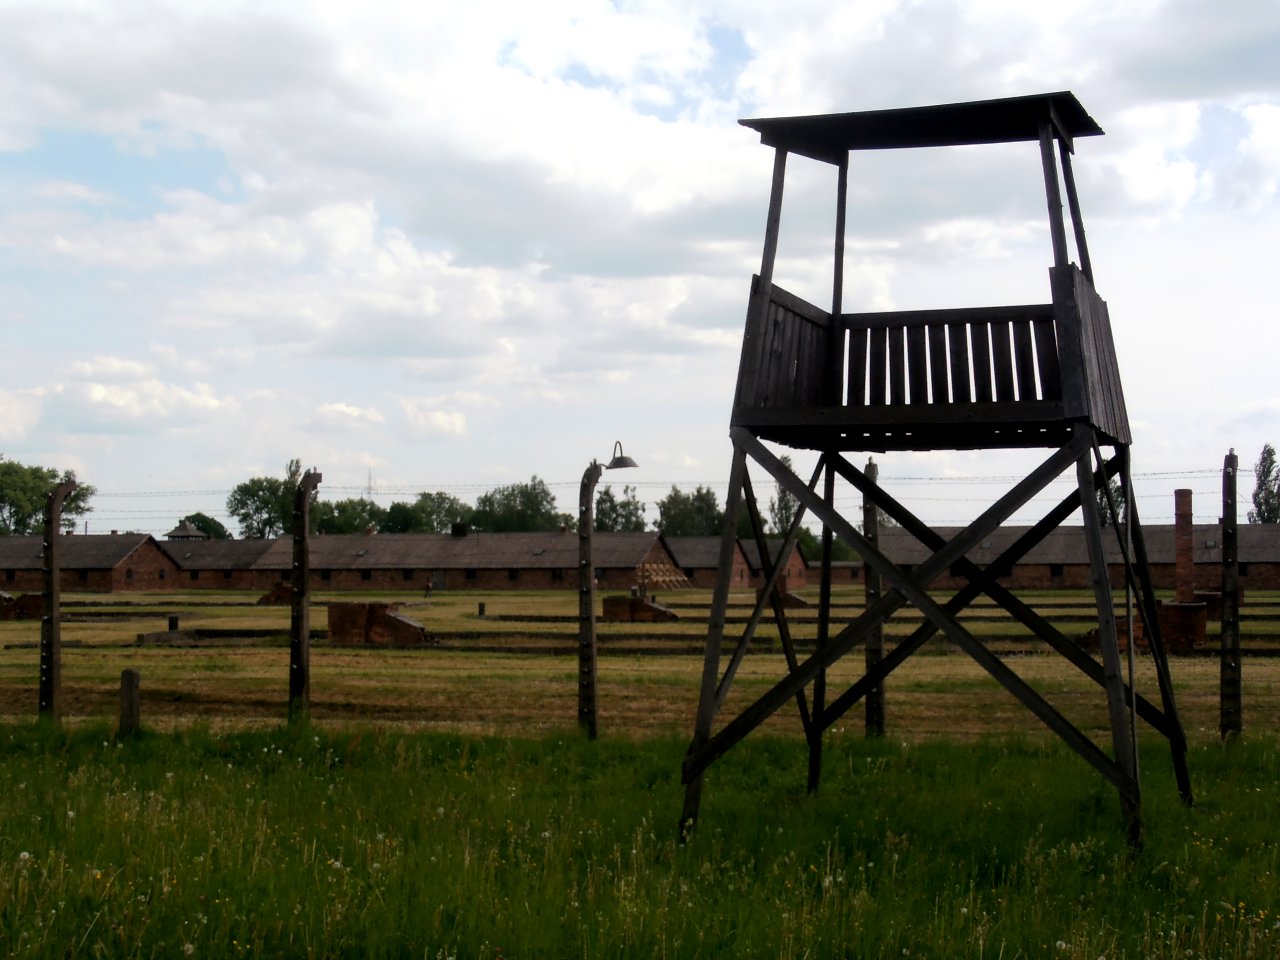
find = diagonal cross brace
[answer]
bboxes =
[714,461,824,710]
[683,428,1088,784]
[825,451,1182,743]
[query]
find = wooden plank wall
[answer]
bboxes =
[737,279,831,409]
[1072,268,1131,444]
[844,304,1060,410]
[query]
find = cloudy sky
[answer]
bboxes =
[2,0,1277,536]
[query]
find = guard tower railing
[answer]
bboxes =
[732,262,1129,452]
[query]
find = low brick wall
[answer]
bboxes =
[327,603,436,647]
[0,593,42,620]
[601,596,678,623]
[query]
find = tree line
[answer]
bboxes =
[4,445,1280,542]
[211,456,856,560]
[210,459,729,540]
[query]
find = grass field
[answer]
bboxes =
[1,589,1277,957]
[2,725,1278,958]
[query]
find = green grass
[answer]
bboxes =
[2,724,1278,958]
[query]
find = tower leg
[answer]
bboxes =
[1123,453,1194,805]
[681,445,748,837]
[807,459,836,793]
[1075,427,1141,842]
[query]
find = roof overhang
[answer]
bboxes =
[740,92,1102,164]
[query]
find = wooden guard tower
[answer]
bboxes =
[681,92,1192,842]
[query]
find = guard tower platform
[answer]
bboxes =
[682,93,1191,843]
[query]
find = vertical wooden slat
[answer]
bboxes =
[848,323,868,407]
[991,320,1015,402]
[1033,315,1061,402]
[949,322,972,403]
[791,314,809,407]
[928,323,949,404]
[906,325,927,404]
[971,322,993,403]
[1012,319,1037,400]
[758,302,783,406]
[796,317,817,406]
[888,326,905,406]
[780,306,802,406]
[868,326,887,406]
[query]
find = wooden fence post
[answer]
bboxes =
[38,480,77,723]
[289,470,323,725]
[119,669,141,738]
[1220,449,1241,738]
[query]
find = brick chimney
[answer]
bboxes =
[1174,488,1194,603]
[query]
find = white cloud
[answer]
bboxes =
[1228,103,1280,210]
[68,356,155,381]
[399,399,467,437]
[67,379,232,424]
[316,402,384,425]
[0,388,42,442]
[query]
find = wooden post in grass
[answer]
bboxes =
[289,470,323,725]
[1220,449,1241,738]
[578,460,605,739]
[119,669,141,738]
[38,479,76,723]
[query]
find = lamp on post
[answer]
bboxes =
[579,441,638,739]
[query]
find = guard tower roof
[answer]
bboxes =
[740,91,1102,164]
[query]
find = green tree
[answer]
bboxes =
[654,485,723,537]
[314,498,386,535]
[794,525,857,563]
[379,491,473,534]
[472,476,567,532]
[180,512,231,540]
[768,455,801,534]
[1096,475,1127,528]
[226,458,315,539]
[1250,443,1280,523]
[0,457,96,535]
[594,484,646,532]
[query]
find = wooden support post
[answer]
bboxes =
[38,480,76,723]
[119,669,141,738]
[1221,449,1241,738]
[289,469,322,726]
[827,156,848,406]
[681,446,749,838]
[863,457,884,737]
[810,459,835,794]
[1074,428,1140,842]
[1039,122,1070,271]
[1058,142,1094,283]
[1124,467,1194,806]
